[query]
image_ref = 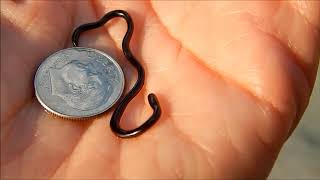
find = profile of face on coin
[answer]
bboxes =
[49,60,112,110]
[34,47,125,119]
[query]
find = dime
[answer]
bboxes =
[34,47,125,119]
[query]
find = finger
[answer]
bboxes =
[0,0,73,47]
[2,1,123,178]
[1,0,74,124]
[1,100,90,179]
[0,1,89,179]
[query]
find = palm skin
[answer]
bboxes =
[1,0,319,179]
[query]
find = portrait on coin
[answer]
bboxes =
[49,60,113,110]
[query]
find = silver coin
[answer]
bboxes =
[34,47,125,119]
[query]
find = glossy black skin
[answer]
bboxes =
[72,10,161,138]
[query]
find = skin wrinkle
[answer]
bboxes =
[192,41,289,151]
[0,119,13,142]
[220,32,250,49]
[251,26,309,122]
[225,114,276,178]
[179,3,198,34]
[2,115,90,179]
[0,89,34,128]
[51,118,107,179]
[150,2,299,151]
[218,26,300,143]
[22,3,68,49]
[0,19,34,126]
[174,41,183,65]
[163,125,183,180]
[153,138,164,179]
[170,120,212,178]
[132,9,148,71]
[159,63,212,160]
[2,74,34,119]
[245,4,318,87]
[1,100,40,166]
[290,1,320,31]
[0,3,33,38]
[149,0,286,157]
[239,10,317,137]
[221,9,249,17]
[49,5,74,49]
[252,119,280,157]
[63,3,75,49]
[61,2,75,32]
[161,56,219,176]
[255,101,286,152]
[171,112,193,117]
[1,105,20,144]
[51,156,71,180]
[23,4,40,34]
[288,2,320,83]
[143,26,180,74]
[37,137,71,178]
[230,30,300,148]
[49,120,94,178]
[228,4,314,90]
[146,66,170,73]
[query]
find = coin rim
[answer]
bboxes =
[34,47,125,119]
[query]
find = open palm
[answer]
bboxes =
[1,1,319,179]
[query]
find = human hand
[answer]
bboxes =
[1,1,319,179]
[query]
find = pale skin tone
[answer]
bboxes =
[1,0,319,179]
